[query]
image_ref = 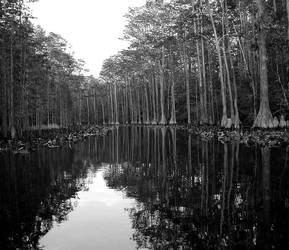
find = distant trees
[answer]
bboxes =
[0,0,103,139]
[99,0,289,128]
[1,0,289,137]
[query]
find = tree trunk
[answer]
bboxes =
[114,83,119,125]
[9,34,16,139]
[222,46,234,126]
[195,8,207,125]
[235,24,257,120]
[129,78,135,124]
[196,36,205,125]
[151,74,157,124]
[78,93,81,125]
[109,84,114,124]
[125,89,128,124]
[287,0,289,39]
[101,99,106,125]
[208,46,215,124]
[94,89,97,124]
[228,42,240,128]
[222,0,234,128]
[1,36,8,138]
[159,45,167,125]
[155,72,160,123]
[183,42,191,124]
[137,84,141,124]
[86,96,90,125]
[201,29,208,124]
[208,1,228,127]
[47,75,50,125]
[169,47,176,124]
[144,79,150,124]
[253,0,274,128]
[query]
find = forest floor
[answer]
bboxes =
[0,124,289,154]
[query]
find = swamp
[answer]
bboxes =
[1,0,289,249]
[1,126,289,249]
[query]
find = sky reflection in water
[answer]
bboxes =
[40,168,137,250]
[1,126,289,250]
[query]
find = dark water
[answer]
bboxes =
[1,126,289,250]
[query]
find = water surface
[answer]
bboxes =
[1,126,289,249]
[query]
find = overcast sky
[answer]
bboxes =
[28,0,146,77]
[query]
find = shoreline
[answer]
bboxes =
[0,125,112,154]
[0,124,289,154]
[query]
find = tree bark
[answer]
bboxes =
[101,98,106,125]
[201,28,208,124]
[136,83,141,124]
[129,78,135,124]
[287,0,289,39]
[109,84,114,124]
[125,85,129,123]
[114,83,119,125]
[1,35,8,137]
[151,74,157,124]
[207,1,228,127]
[94,89,97,124]
[169,46,176,124]
[78,94,81,125]
[253,0,274,128]
[86,95,90,125]
[183,41,191,124]
[9,33,16,139]
[196,33,205,124]
[144,79,150,124]
[222,1,234,128]
[208,47,215,124]
[159,45,167,125]
[235,24,257,120]
[228,42,240,128]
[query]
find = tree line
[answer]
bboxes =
[1,0,289,140]
[0,0,101,139]
[99,0,289,128]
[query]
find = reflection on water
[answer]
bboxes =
[1,126,289,249]
[40,169,137,250]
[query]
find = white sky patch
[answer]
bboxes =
[28,0,146,77]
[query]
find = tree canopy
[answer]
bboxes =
[1,0,289,139]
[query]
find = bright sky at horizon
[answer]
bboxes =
[28,0,146,77]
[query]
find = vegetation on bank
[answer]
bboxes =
[0,125,111,153]
[1,0,289,140]
[0,124,289,155]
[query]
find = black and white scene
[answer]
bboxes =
[1,0,289,249]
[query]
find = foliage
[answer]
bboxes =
[0,0,101,138]
[99,0,289,128]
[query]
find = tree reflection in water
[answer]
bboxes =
[1,127,289,250]
[0,139,101,250]
[103,127,289,250]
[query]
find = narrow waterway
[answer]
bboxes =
[1,126,289,249]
